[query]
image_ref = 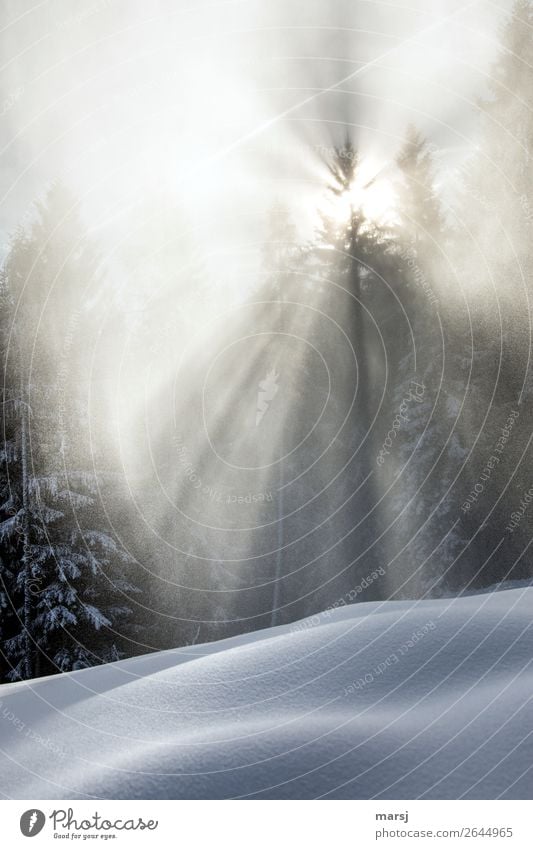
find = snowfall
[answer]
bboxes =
[1,585,532,799]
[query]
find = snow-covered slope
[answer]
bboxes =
[1,587,532,799]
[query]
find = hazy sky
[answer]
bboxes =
[0,0,515,263]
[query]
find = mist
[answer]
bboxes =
[1,0,531,683]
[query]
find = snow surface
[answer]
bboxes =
[1,586,532,799]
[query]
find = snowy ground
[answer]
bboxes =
[1,586,532,799]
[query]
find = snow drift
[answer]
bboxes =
[1,586,532,799]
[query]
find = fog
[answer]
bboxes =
[1,0,531,680]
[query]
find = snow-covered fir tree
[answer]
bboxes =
[0,184,143,681]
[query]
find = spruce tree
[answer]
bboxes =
[310,138,396,604]
[0,184,142,681]
[396,125,444,251]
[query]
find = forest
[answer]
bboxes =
[1,0,532,684]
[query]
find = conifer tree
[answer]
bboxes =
[396,126,445,251]
[0,184,142,681]
[309,138,396,603]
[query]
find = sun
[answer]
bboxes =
[329,158,398,227]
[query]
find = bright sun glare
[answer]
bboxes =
[329,158,398,227]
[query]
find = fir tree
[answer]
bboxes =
[396,125,445,251]
[309,138,396,604]
[0,185,142,681]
